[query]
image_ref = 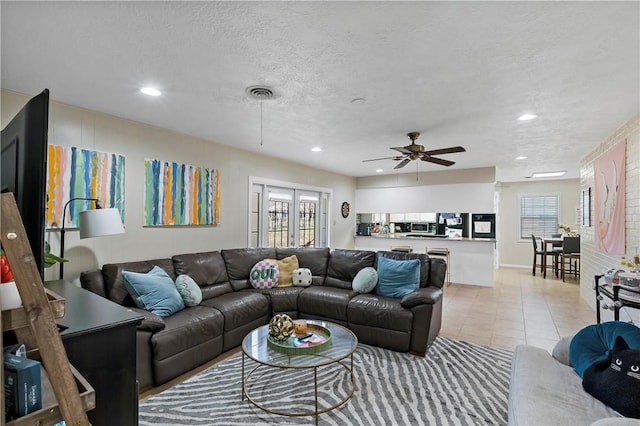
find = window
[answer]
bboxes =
[519,195,559,239]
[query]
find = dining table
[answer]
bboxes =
[541,237,564,278]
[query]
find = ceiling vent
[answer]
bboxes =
[246,86,275,100]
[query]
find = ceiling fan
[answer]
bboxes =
[363,132,466,169]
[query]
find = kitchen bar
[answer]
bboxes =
[354,234,496,287]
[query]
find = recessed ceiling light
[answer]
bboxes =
[515,156,527,160]
[531,171,566,178]
[517,114,537,121]
[140,87,161,96]
[351,98,366,104]
[311,147,322,152]
[376,169,383,173]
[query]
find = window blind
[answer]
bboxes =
[520,195,559,239]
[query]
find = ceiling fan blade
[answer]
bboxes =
[363,156,405,163]
[421,155,455,167]
[423,146,466,156]
[394,158,411,169]
[391,146,412,155]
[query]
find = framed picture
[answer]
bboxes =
[582,187,591,227]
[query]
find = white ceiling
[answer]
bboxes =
[2,1,638,182]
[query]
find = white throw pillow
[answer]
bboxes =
[292,268,312,287]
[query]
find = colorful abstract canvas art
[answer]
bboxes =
[143,159,220,226]
[594,140,626,254]
[46,145,125,228]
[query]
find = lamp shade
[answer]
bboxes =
[79,208,125,239]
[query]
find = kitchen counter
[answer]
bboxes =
[354,234,496,286]
[358,233,496,242]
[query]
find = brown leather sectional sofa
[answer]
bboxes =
[80,247,446,389]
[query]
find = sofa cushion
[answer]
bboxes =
[172,251,232,299]
[570,321,640,377]
[254,286,303,314]
[102,258,175,306]
[352,267,378,293]
[298,286,356,322]
[325,249,376,290]
[221,248,277,291]
[375,256,420,298]
[175,274,203,307]
[276,248,330,285]
[200,291,270,332]
[249,260,279,289]
[122,266,185,317]
[150,305,225,384]
[347,294,413,331]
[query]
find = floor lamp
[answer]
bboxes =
[59,197,125,279]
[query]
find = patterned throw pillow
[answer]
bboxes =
[250,260,280,289]
[175,274,203,307]
[292,268,312,287]
[352,267,378,293]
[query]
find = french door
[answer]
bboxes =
[249,179,329,248]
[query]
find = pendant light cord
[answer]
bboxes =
[260,98,263,147]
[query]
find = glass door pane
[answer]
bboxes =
[297,192,318,247]
[267,188,294,248]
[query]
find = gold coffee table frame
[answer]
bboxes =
[241,320,358,425]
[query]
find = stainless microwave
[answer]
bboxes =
[411,223,435,233]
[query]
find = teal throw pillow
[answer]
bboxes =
[375,256,420,298]
[175,274,203,307]
[122,266,185,317]
[569,321,640,377]
[352,267,378,293]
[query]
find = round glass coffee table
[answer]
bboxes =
[241,320,358,425]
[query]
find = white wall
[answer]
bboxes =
[497,178,581,268]
[355,166,496,213]
[579,114,640,324]
[1,90,357,284]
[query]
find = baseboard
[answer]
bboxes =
[499,264,530,269]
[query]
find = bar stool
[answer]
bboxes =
[426,247,450,285]
[390,245,413,253]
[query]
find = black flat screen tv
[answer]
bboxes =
[1,89,49,278]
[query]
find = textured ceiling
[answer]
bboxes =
[2,1,639,182]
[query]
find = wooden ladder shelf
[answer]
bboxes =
[1,192,93,425]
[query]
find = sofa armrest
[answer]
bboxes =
[129,307,166,332]
[401,287,443,308]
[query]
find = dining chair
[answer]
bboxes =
[531,235,558,277]
[560,236,581,281]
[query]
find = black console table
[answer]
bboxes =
[594,274,640,323]
[44,280,143,426]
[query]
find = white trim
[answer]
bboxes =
[249,176,332,195]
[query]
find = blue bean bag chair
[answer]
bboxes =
[569,321,640,378]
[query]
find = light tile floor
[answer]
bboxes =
[440,267,595,352]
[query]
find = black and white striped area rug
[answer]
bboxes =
[139,336,512,425]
